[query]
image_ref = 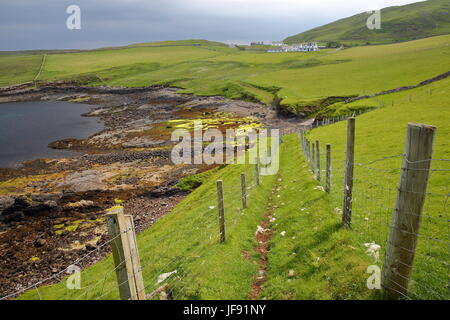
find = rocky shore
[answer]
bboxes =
[0,82,302,298]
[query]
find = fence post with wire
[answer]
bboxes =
[326,144,331,193]
[381,123,436,298]
[343,117,355,228]
[241,173,247,209]
[300,116,448,300]
[316,140,321,181]
[106,206,145,300]
[255,157,260,186]
[217,180,226,243]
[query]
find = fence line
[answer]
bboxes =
[300,119,449,300]
[3,123,448,300]
[1,160,267,300]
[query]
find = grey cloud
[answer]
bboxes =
[0,0,419,50]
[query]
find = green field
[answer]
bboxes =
[0,54,43,86]
[305,76,449,299]
[17,136,377,300]
[0,23,448,300]
[14,73,449,299]
[17,78,449,299]
[1,35,449,116]
[285,0,450,46]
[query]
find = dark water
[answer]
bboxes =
[0,101,103,168]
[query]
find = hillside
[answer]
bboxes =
[1,34,448,117]
[284,0,450,45]
[1,35,448,301]
[14,76,449,299]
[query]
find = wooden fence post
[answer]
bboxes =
[326,144,331,193]
[241,173,247,209]
[124,215,146,300]
[312,142,315,172]
[381,123,436,298]
[306,140,310,162]
[301,132,305,155]
[301,135,305,154]
[316,140,321,181]
[342,117,355,228]
[106,207,138,300]
[255,157,260,186]
[217,180,226,243]
[306,138,309,159]
[308,140,311,165]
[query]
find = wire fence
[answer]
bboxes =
[0,160,267,300]
[299,121,449,300]
[2,123,448,300]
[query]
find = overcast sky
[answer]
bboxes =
[0,0,423,51]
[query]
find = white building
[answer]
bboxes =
[271,41,285,47]
[267,42,319,53]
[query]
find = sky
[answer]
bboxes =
[0,0,424,51]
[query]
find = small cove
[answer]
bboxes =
[0,101,103,168]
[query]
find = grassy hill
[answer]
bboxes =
[16,135,376,300]
[0,35,449,116]
[284,0,450,45]
[305,76,449,300]
[1,32,448,300]
[15,76,449,299]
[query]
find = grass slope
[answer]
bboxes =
[306,77,449,299]
[260,135,373,300]
[0,54,43,86]
[17,161,275,300]
[16,136,378,300]
[284,0,450,45]
[250,35,450,108]
[1,36,449,113]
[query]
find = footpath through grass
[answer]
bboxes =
[259,134,373,300]
[18,161,275,300]
[17,135,378,300]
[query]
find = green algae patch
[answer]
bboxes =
[29,256,40,262]
[0,172,67,195]
[54,217,105,236]
[166,114,263,134]
[106,205,123,212]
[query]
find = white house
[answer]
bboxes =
[267,42,319,53]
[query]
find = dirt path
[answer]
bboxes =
[33,54,47,82]
[249,178,279,300]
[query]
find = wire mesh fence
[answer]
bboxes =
[0,159,268,300]
[2,123,447,300]
[300,121,449,300]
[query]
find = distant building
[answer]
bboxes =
[267,42,319,53]
[271,41,285,47]
[250,41,265,46]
